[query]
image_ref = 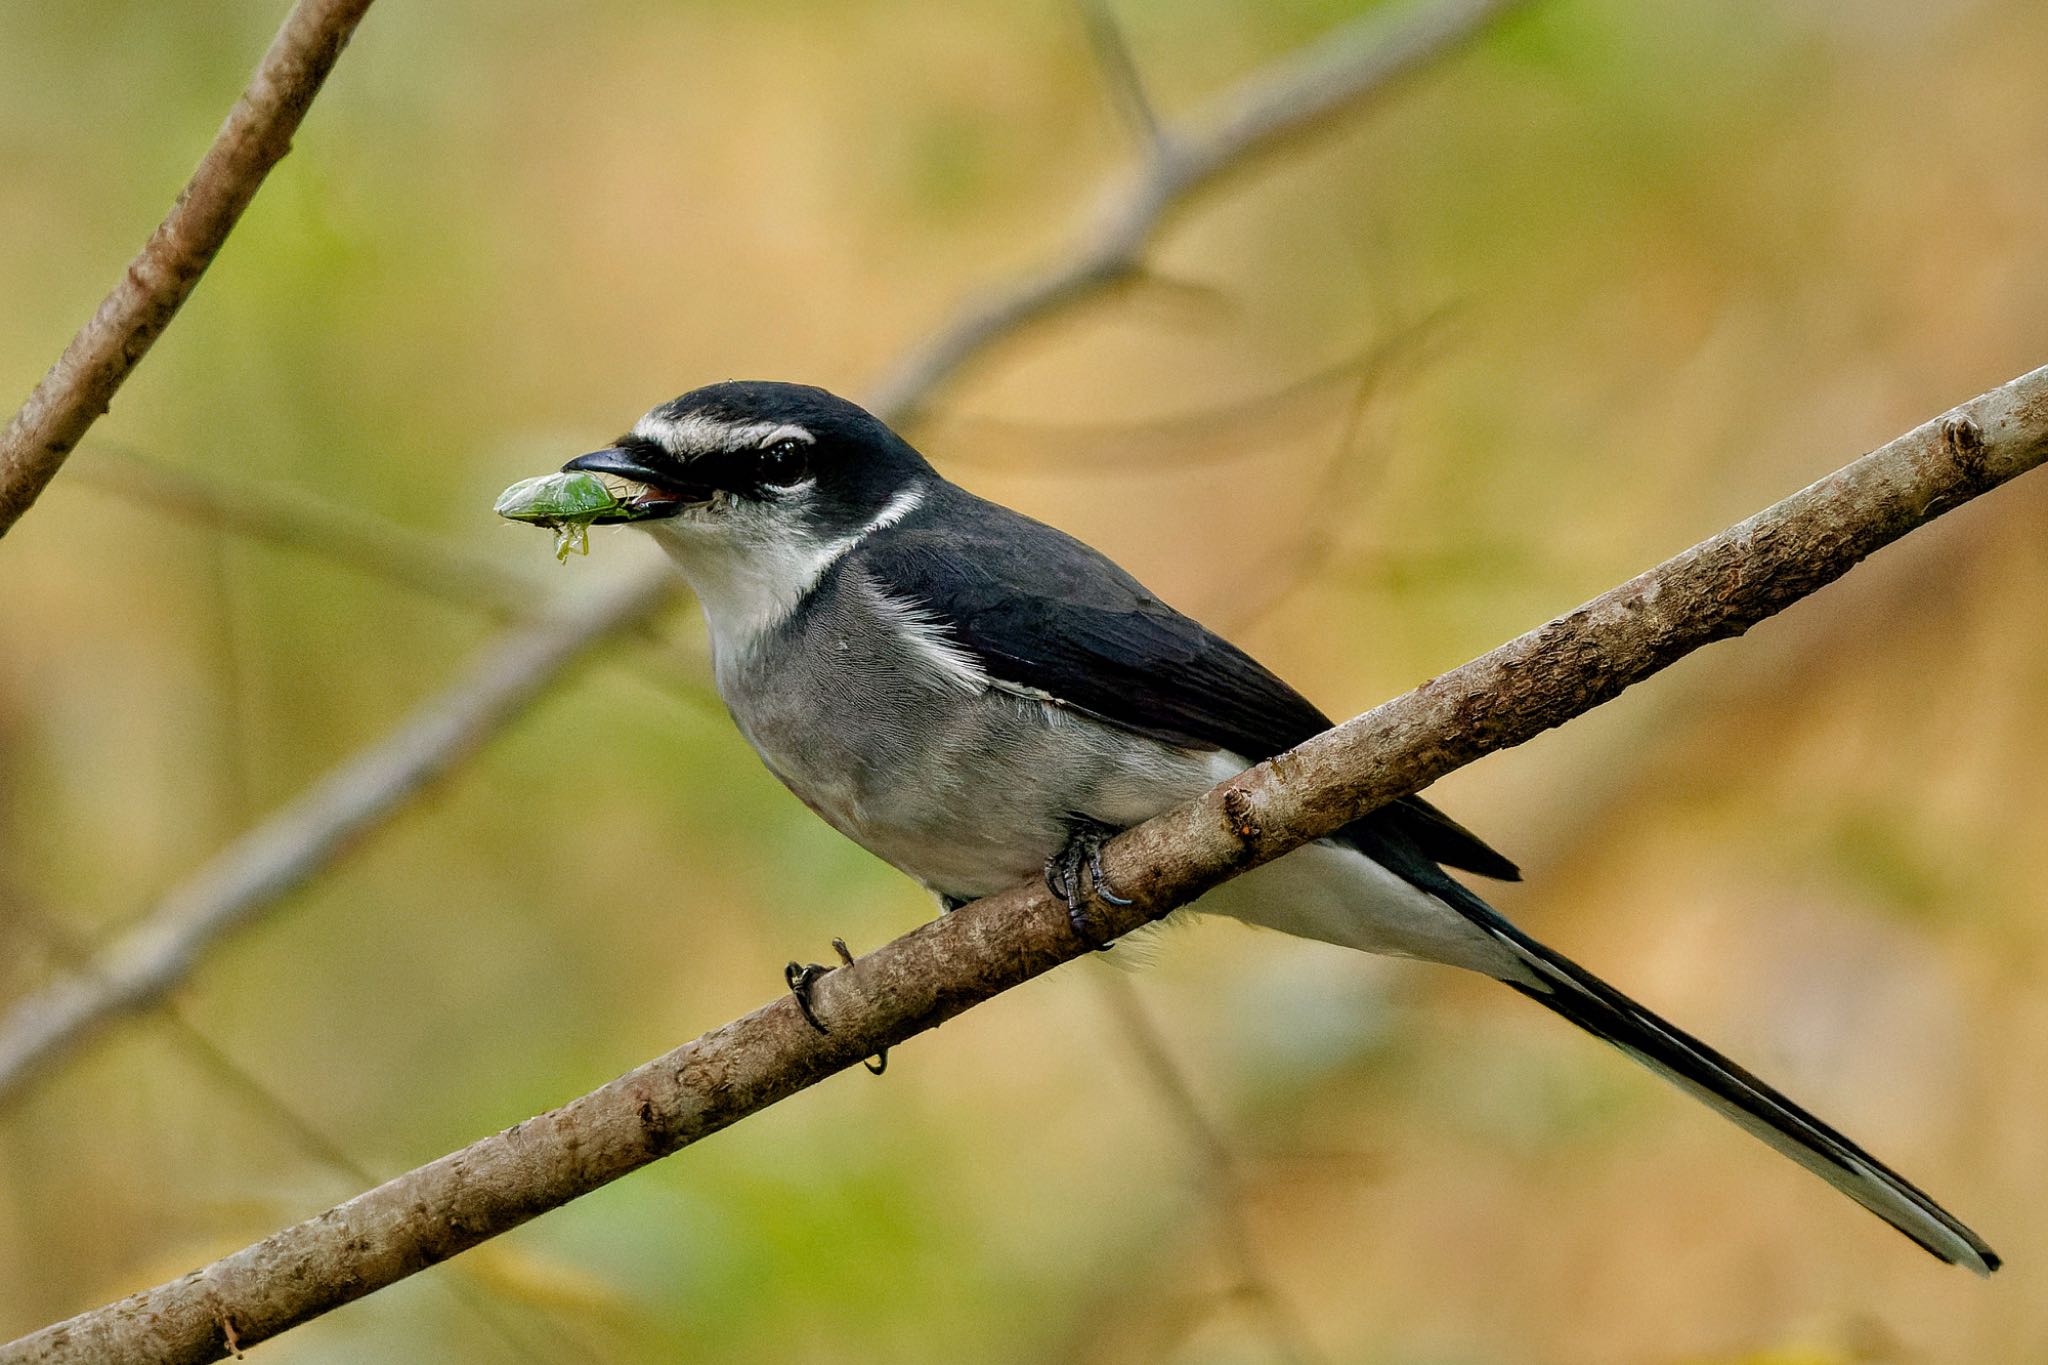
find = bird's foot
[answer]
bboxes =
[1044,816,1133,950]
[783,939,886,1075]
[783,955,833,1034]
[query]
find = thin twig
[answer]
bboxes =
[1081,0,1168,156]
[0,0,1529,1109]
[0,572,680,1099]
[0,0,378,538]
[71,441,723,712]
[866,0,1525,421]
[75,443,547,621]
[9,363,2044,1365]
[1207,346,1388,634]
[1095,977,1325,1365]
[926,308,1452,470]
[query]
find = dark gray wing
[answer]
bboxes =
[855,485,1519,882]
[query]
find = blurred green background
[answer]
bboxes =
[4,0,2047,1360]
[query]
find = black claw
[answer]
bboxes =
[785,959,831,1034]
[1043,861,1069,903]
[819,938,887,1075]
[1045,817,1129,951]
[1086,841,1134,907]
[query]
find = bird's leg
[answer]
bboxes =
[937,894,968,913]
[1044,815,1134,950]
[783,938,887,1075]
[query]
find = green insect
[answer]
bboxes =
[495,470,657,562]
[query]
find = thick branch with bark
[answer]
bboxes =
[0,0,1526,1108]
[0,0,377,538]
[10,364,2044,1365]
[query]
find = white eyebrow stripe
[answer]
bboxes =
[632,414,816,455]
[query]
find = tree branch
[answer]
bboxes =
[4,899,598,1365]
[0,0,1526,1109]
[0,573,677,1100]
[1080,0,1168,158]
[10,363,2045,1365]
[1093,976,1324,1365]
[0,0,378,539]
[70,441,725,714]
[75,443,547,620]
[865,0,1525,421]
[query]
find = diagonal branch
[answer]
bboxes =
[866,0,1526,421]
[0,573,676,1099]
[76,443,548,620]
[0,0,1529,1108]
[10,363,2045,1365]
[1094,976,1325,1365]
[0,0,378,539]
[70,441,726,710]
[4,898,602,1365]
[1081,0,1168,157]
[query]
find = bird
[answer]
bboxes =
[553,378,1998,1275]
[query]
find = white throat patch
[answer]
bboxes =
[646,482,930,677]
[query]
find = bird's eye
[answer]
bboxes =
[757,439,809,487]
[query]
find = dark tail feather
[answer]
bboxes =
[1438,884,1999,1274]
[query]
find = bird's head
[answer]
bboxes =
[561,381,936,550]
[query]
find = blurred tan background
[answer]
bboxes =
[4,0,2047,1360]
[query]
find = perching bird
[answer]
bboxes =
[554,379,1997,1274]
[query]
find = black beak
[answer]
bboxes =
[563,446,670,484]
[561,447,699,521]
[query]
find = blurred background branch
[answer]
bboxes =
[12,359,2044,1365]
[1092,975,1326,1365]
[71,441,728,711]
[0,0,1530,1111]
[1081,0,1168,156]
[865,0,1526,420]
[3,897,600,1365]
[74,443,546,621]
[0,0,377,537]
[0,571,671,1100]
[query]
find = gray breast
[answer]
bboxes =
[716,564,1226,900]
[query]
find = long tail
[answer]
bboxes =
[1437,880,2000,1274]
